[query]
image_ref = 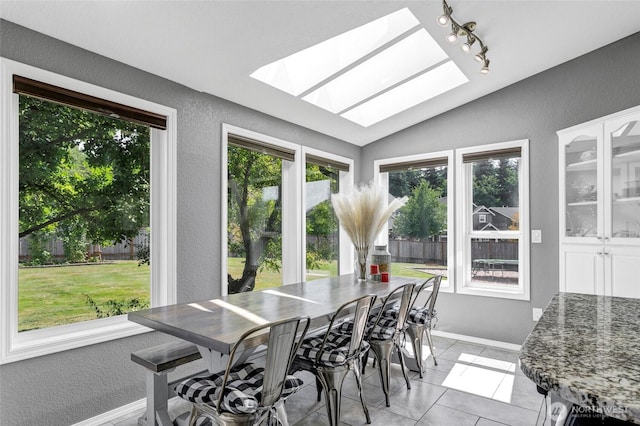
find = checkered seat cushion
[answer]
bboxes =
[175,363,303,414]
[408,306,438,326]
[380,304,401,319]
[296,330,370,367]
[382,304,437,326]
[334,315,397,341]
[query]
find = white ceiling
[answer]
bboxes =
[1,1,639,146]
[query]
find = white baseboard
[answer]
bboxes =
[431,329,522,352]
[72,398,146,426]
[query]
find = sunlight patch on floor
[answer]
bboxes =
[441,352,516,403]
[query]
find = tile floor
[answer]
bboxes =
[105,336,553,426]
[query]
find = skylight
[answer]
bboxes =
[302,29,448,114]
[250,8,468,127]
[250,8,419,96]
[341,61,468,127]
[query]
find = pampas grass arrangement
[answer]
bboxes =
[331,181,408,280]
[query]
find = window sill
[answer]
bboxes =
[457,284,530,301]
[1,315,151,364]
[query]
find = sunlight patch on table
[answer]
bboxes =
[210,299,269,325]
[262,289,322,304]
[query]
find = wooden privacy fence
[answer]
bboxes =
[19,229,149,261]
[388,239,518,265]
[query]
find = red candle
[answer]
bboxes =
[370,264,379,274]
[381,272,389,282]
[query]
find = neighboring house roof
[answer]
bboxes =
[473,205,495,216]
[490,207,518,220]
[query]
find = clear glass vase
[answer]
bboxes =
[354,245,370,281]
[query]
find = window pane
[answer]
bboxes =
[388,166,448,283]
[565,136,598,237]
[227,145,284,293]
[471,157,520,231]
[305,162,339,281]
[610,120,640,238]
[470,238,519,286]
[18,95,150,332]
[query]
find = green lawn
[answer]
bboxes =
[19,258,438,332]
[18,261,150,331]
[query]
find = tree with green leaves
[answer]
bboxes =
[227,145,282,293]
[393,181,446,239]
[472,158,519,207]
[389,168,447,199]
[19,96,150,262]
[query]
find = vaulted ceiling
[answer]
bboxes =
[1,1,639,146]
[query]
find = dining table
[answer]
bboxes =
[129,274,417,373]
[128,274,417,425]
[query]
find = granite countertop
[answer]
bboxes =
[519,293,640,424]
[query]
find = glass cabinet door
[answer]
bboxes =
[564,132,600,238]
[608,117,640,240]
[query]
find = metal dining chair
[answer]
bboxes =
[405,275,442,377]
[361,282,416,407]
[175,315,310,426]
[379,276,442,377]
[290,294,377,426]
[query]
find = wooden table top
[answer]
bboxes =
[128,274,416,354]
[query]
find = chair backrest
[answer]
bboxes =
[409,276,436,311]
[319,294,376,362]
[422,275,442,317]
[219,315,310,412]
[371,282,416,335]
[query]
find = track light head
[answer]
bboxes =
[461,36,475,53]
[474,46,488,62]
[437,14,449,26]
[480,59,490,74]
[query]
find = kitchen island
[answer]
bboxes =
[519,293,640,424]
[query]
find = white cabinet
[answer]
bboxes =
[559,106,640,298]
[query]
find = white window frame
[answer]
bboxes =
[302,147,354,276]
[479,214,487,223]
[455,139,530,300]
[0,58,177,364]
[373,150,455,293]
[221,126,356,294]
[221,124,303,295]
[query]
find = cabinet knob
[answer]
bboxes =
[597,236,603,240]
[597,252,603,255]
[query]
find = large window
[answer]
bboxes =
[304,149,352,281]
[222,125,353,294]
[1,59,177,363]
[374,151,454,291]
[456,140,529,299]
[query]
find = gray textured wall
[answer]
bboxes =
[361,32,640,345]
[0,20,358,425]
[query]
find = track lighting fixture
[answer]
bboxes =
[437,0,490,74]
